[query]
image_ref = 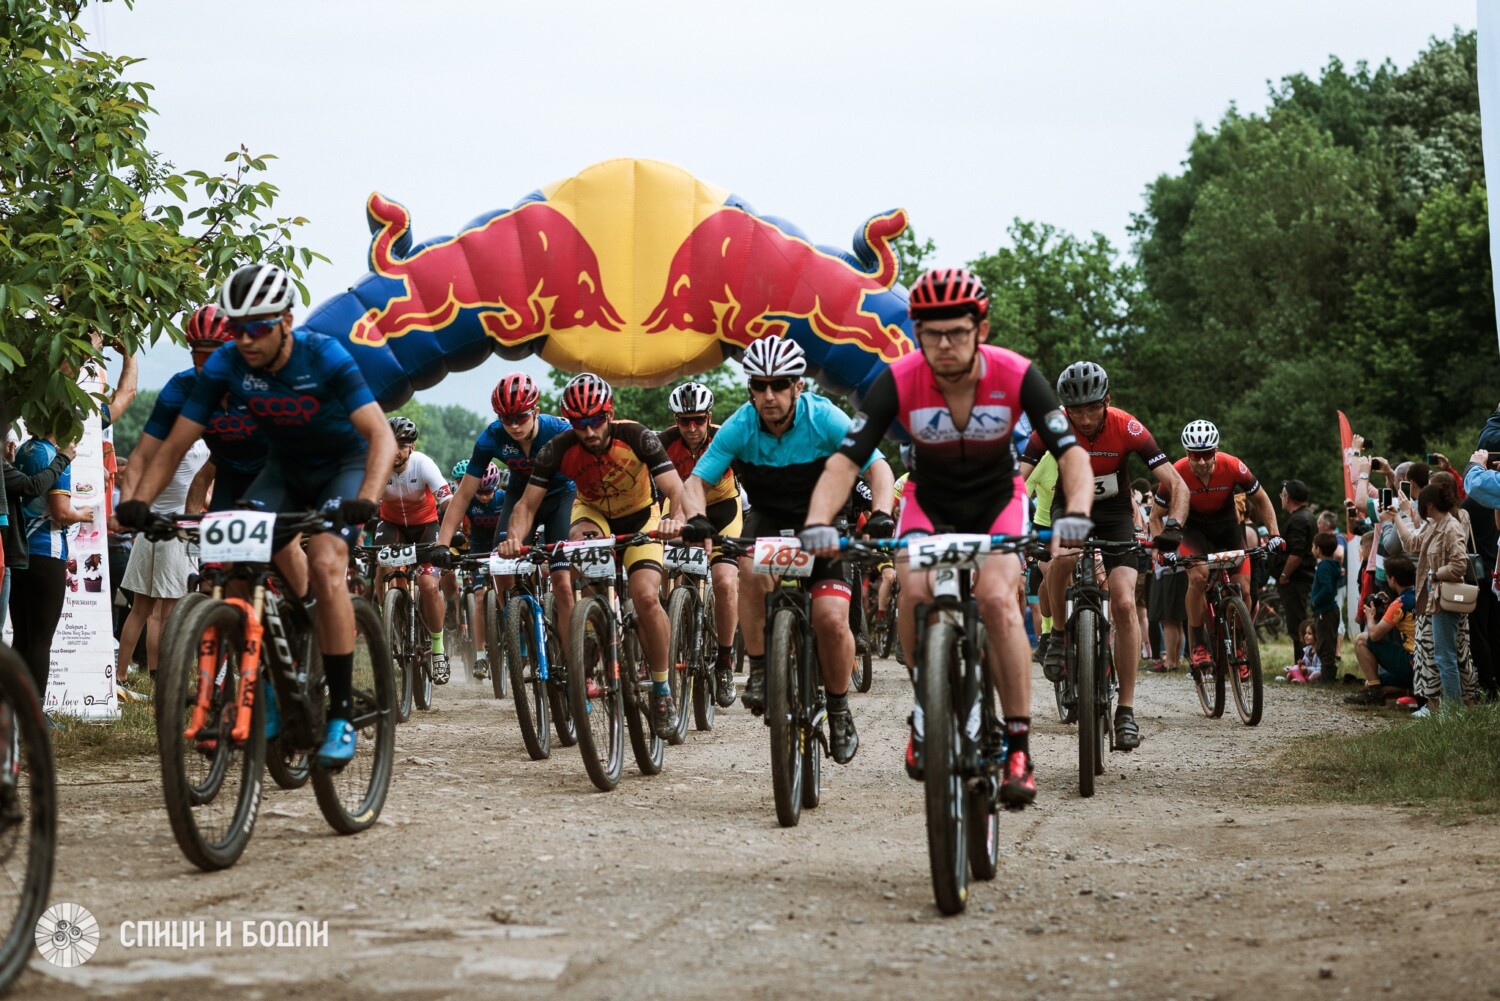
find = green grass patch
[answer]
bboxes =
[50,697,159,766]
[1278,700,1500,816]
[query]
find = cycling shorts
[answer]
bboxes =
[1051,498,1139,573]
[375,519,442,577]
[1182,517,1249,576]
[896,476,1025,538]
[741,509,851,599]
[208,466,263,514]
[705,497,744,568]
[499,488,575,572]
[570,500,663,575]
[244,454,365,549]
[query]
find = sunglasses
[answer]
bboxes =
[748,378,794,394]
[1187,449,1217,460]
[498,410,535,425]
[228,317,283,340]
[675,414,709,426]
[569,414,610,430]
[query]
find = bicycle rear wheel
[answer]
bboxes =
[692,587,717,731]
[545,593,577,747]
[1224,596,1263,726]
[1190,614,1226,720]
[666,586,697,745]
[485,590,509,699]
[622,621,664,775]
[569,596,624,791]
[462,591,480,680]
[158,599,266,871]
[851,589,872,694]
[384,588,415,722]
[312,597,396,834]
[505,596,551,761]
[0,647,55,994]
[968,643,1000,882]
[922,620,967,914]
[768,608,805,828]
[1074,608,1100,799]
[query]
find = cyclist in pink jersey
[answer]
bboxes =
[801,268,1093,806]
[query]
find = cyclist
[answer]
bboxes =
[659,381,742,707]
[436,373,578,638]
[116,263,397,767]
[681,335,895,765]
[800,268,1092,802]
[375,416,455,682]
[1151,420,1283,675]
[1020,360,1188,751]
[497,373,686,737]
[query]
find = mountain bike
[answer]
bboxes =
[364,542,448,717]
[847,549,890,694]
[0,643,55,994]
[1253,579,1285,644]
[146,509,396,871]
[865,565,899,661]
[483,546,575,759]
[663,540,719,737]
[1163,546,1267,725]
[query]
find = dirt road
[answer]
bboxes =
[21,656,1500,1000]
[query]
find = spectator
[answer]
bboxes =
[1147,552,1188,672]
[1277,479,1317,656]
[1345,555,1417,705]
[2,424,74,638]
[1131,477,1155,667]
[1462,444,1500,696]
[1396,483,1473,714]
[1282,620,1321,683]
[1310,532,1342,682]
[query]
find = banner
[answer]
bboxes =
[47,372,118,721]
[1338,410,1361,638]
[1480,0,1500,350]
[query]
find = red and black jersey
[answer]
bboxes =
[1157,452,1261,525]
[1023,406,1167,511]
[658,425,738,506]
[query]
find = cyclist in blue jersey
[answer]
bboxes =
[679,335,894,765]
[458,462,507,677]
[436,372,577,631]
[116,263,397,768]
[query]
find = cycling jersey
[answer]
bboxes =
[465,489,507,552]
[380,450,451,526]
[529,421,673,520]
[1026,452,1058,529]
[144,368,268,476]
[470,413,573,501]
[17,439,71,560]
[659,425,738,507]
[693,392,873,523]
[182,333,375,462]
[840,345,1076,533]
[1023,406,1167,513]
[1157,452,1260,526]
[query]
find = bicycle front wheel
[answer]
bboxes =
[692,586,717,732]
[384,588,415,722]
[1074,608,1100,799]
[622,621,664,776]
[485,590,509,700]
[312,597,397,834]
[851,589,872,694]
[1225,596,1263,726]
[569,596,624,791]
[1191,613,1226,720]
[768,608,805,828]
[922,620,968,915]
[545,592,577,747]
[505,596,551,761]
[0,646,55,994]
[157,599,266,871]
[666,585,697,745]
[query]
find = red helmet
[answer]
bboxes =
[185,304,233,347]
[491,372,539,415]
[560,373,613,419]
[908,268,989,321]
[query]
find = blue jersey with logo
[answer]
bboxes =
[144,368,268,476]
[182,333,375,463]
[17,439,71,560]
[465,489,508,552]
[469,413,574,500]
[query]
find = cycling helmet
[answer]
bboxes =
[217,263,295,319]
[668,381,714,415]
[491,372,539,415]
[452,459,469,479]
[741,335,806,378]
[1055,361,1110,407]
[561,372,614,419]
[185,304,233,347]
[479,463,506,491]
[899,442,916,471]
[388,416,419,444]
[1181,419,1220,452]
[908,267,989,321]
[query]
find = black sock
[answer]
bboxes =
[748,654,765,674]
[1115,703,1133,717]
[826,690,849,714]
[324,652,354,721]
[1004,716,1030,755]
[716,645,733,664]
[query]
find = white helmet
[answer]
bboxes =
[218,263,295,319]
[668,381,714,415]
[741,335,806,378]
[1181,419,1220,451]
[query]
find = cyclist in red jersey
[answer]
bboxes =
[1020,361,1188,751]
[1151,420,1283,674]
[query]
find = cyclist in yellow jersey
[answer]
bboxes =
[1025,451,1058,663]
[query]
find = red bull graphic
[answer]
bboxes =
[298,158,917,409]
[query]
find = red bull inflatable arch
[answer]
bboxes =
[297,158,916,409]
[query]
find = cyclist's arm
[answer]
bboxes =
[1248,484,1279,536]
[503,481,546,545]
[125,414,206,507]
[804,453,862,527]
[653,467,684,515]
[865,457,894,516]
[680,473,710,522]
[818,372,898,525]
[350,402,398,504]
[1056,445,1093,518]
[437,473,483,545]
[185,458,215,515]
[1152,459,1190,524]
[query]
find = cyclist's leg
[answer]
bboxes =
[706,498,743,651]
[809,573,855,694]
[537,491,576,630]
[247,461,310,599]
[1107,562,1141,705]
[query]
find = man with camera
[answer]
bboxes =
[1344,555,1417,706]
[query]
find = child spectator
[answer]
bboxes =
[1283,620,1322,683]
[1310,531,1343,682]
[1345,555,1416,705]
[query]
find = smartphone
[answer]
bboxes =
[1399,480,1412,499]
[1380,487,1394,510]
[1426,453,1437,465]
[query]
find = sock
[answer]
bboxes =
[651,669,670,695]
[324,652,354,721]
[716,644,733,666]
[748,654,765,675]
[826,690,849,714]
[1004,716,1031,755]
[1040,615,1053,633]
[1189,625,1206,649]
[1115,703,1133,717]
[430,630,444,654]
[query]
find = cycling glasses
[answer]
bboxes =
[498,409,535,425]
[917,323,978,344]
[748,378,794,394]
[569,414,610,430]
[675,414,709,426]
[1187,449,1217,460]
[228,317,283,340]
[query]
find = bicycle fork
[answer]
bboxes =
[184,593,266,746]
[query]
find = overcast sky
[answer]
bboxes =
[93,0,1477,408]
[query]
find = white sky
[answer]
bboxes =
[95,0,1477,408]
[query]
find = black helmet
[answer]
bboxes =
[388,416,419,444]
[1055,361,1109,407]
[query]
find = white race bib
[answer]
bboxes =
[1092,475,1120,500]
[1205,550,1247,571]
[199,510,275,564]
[907,533,990,571]
[564,539,617,580]
[664,543,710,576]
[488,555,535,576]
[751,537,814,578]
[377,545,417,568]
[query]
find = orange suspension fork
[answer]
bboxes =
[228,594,265,744]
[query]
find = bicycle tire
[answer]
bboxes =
[157,598,267,871]
[312,597,397,834]
[692,585,717,731]
[851,592,872,694]
[265,738,312,791]
[384,588,415,722]
[621,619,664,775]
[1189,615,1226,720]
[158,590,210,670]
[1096,632,1113,776]
[545,593,577,747]
[485,590,509,700]
[1074,607,1099,799]
[921,620,967,914]
[768,608,805,828]
[1225,596,1263,726]
[968,638,1000,882]
[569,596,624,791]
[0,646,55,994]
[505,596,551,761]
[666,586,696,745]
[462,591,480,680]
[801,722,821,809]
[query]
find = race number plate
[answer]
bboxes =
[907,534,991,571]
[752,537,814,578]
[664,543,709,576]
[1205,550,1247,571]
[377,545,418,568]
[199,510,275,564]
[488,555,535,576]
[1092,475,1120,500]
[564,539,616,580]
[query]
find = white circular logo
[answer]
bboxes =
[35,902,100,968]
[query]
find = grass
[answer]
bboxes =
[49,686,159,766]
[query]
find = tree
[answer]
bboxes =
[0,0,323,436]
[109,387,155,456]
